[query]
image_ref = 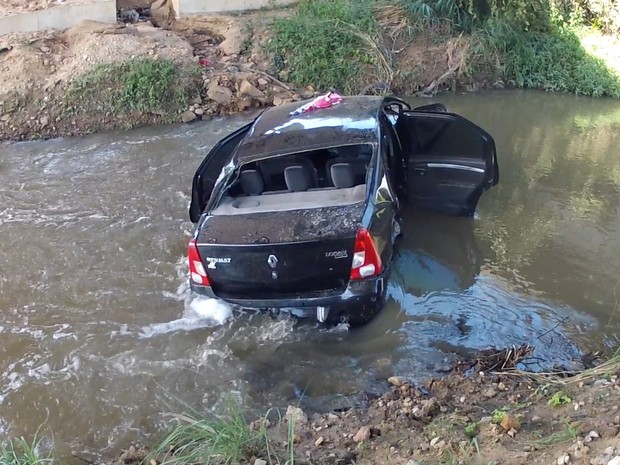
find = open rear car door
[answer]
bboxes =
[189,122,252,223]
[395,111,499,216]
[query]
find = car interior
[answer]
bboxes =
[210,143,374,215]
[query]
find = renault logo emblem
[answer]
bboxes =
[267,255,278,269]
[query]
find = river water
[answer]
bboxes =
[1,90,619,458]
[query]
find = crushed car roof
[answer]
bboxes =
[235,96,383,162]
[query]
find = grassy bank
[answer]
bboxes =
[268,0,620,97]
[64,58,203,125]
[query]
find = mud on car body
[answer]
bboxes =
[187,95,499,326]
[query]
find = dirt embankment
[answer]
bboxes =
[0,8,315,142]
[112,348,620,465]
[0,3,473,142]
[104,346,620,465]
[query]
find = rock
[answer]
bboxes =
[194,107,204,116]
[606,448,617,456]
[531,415,542,423]
[236,97,252,111]
[239,79,265,99]
[388,376,405,387]
[273,96,285,106]
[607,457,620,465]
[40,46,50,53]
[207,84,233,106]
[257,78,269,87]
[150,0,175,27]
[353,426,371,443]
[39,116,49,128]
[254,460,267,465]
[484,388,498,398]
[498,382,506,391]
[594,379,611,387]
[226,65,241,73]
[415,397,439,419]
[218,27,247,56]
[430,437,440,447]
[557,453,571,465]
[120,8,139,23]
[181,110,197,123]
[588,430,600,440]
[500,414,520,432]
[315,436,324,446]
[286,405,308,425]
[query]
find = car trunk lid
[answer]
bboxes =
[195,204,363,300]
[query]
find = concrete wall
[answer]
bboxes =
[172,0,297,16]
[0,0,116,34]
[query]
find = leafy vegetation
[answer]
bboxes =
[548,391,572,407]
[149,397,292,465]
[269,0,384,93]
[0,434,54,465]
[270,0,620,98]
[66,58,201,116]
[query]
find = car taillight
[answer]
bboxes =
[350,227,382,280]
[188,238,210,286]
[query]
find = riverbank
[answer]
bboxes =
[140,348,620,465]
[3,346,619,465]
[2,0,620,142]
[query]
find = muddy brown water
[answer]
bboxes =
[1,90,620,458]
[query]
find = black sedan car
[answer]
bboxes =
[187,95,499,326]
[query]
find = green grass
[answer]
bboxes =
[269,0,384,93]
[268,0,620,98]
[66,58,201,116]
[0,434,54,465]
[150,398,289,465]
[529,421,579,446]
[477,23,620,97]
[547,391,572,408]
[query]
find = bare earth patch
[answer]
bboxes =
[0,10,313,141]
[0,0,89,18]
[0,6,481,142]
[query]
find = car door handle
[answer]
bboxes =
[426,162,485,173]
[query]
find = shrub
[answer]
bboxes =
[269,0,380,93]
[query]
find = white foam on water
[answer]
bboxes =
[188,296,233,323]
[256,318,296,343]
[138,296,233,338]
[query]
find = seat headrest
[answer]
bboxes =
[330,163,355,189]
[240,169,264,195]
[284,165,314,192]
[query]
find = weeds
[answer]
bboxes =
[269,0,384,93]
[149,397,298,465]
[529,421,579,446]
[67,58,201,115]
[270,0,620,98]
[548,391,572,408]
[0,432,54,465]
[151,399,270,465]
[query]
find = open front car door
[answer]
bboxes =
[189,122,252,223]
[395,110,499,216]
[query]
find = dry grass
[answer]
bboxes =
[500,350,620,386]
